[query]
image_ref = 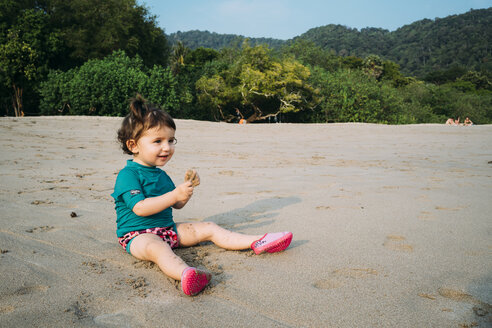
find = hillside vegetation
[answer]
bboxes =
[1,2,491,124]
[168,30,284,51]
[170,8,492,78]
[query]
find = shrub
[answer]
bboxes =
[39,50,178,116]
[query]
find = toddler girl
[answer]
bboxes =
[112,95,293,296]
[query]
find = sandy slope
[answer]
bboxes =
[0,116,491,327]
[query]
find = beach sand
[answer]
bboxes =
[0,116,491,327]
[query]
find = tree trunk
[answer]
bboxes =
[246,105,281,123]
[12,84,24,117]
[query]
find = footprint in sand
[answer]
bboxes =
[0,306,15,314]
[25,226,55,233]
[437,287,491,322]
[313,268,379,290]
[383,235,414,253]
[67,291,92,320]
[81,260,107,274]
[14,285,49,295]
[218,170,235,176]
[435,206,466,211]
[313,279,343,290]
[418,293,437,300]
[115,276,149,298]
[438,287,487,305]
[31,200,54,205]
[221,191,243,196]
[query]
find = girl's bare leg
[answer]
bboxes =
[177,222,263,249]
[129,233,188,280]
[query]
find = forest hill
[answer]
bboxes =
[1,2,491,123]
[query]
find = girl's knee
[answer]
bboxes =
[132,235,169,259]
[203,221,218,229]
[179,223,197,237]
[191,222,217,240]
[199,222,220,237]
[177,222,222,245]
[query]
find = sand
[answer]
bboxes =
[0,116,491,328]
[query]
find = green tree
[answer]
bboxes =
[170,41,189,75]
[0,0,169,116]
[46,0,169,69]
[0,8,61,116]
[310,67,406,123]
[458,71,492,90]
[171,47,221,120]
[39,50,178,116]
[196,44,319,122]
[281,39,340,72]
[363,55,384,80]
[0,29,38,116]
[295,8,492,77]
[186,47,219,67]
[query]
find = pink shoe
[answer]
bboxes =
[181,267,211,296]
[251,232,293,255]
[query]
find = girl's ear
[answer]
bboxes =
[126,139,138,154]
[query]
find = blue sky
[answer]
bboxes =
[139,0,492,40]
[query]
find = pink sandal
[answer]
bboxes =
[251,232,293,255]
[181,267,211,296]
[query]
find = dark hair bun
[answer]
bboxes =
[129,94,148,121]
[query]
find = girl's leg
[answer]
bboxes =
[177,222,263,250]
[129,232,213,296]
[129,233,188,280]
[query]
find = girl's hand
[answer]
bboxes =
[174,181,194,203]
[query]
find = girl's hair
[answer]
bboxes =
[117,94,176,155]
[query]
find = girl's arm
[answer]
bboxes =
[172,198,189,209]
[132,181,193,217]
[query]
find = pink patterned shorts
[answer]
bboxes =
[118,226,179,253]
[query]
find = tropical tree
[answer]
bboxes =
[0,8,60,116]
[170,41,189,75]
[281,39,340,72]
[310,67,406,123]
[39,50,178,116]
[0,29,37,116]
[196,43,319,122]
[363,55,384,80]
[45,0,169,69]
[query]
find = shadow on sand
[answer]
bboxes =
[204,196,302,231]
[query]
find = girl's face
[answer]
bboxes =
[128,125,176,167]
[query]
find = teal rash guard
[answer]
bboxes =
[111,160,176,237]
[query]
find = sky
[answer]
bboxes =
[139,0,492,40]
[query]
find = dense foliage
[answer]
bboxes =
[297,8,492,77]
[0,0,169,115]
[39,51,178,116]
[168,30,285,51]
[195,43,319,122]
[169,8,492,78]
[1,1,491,124]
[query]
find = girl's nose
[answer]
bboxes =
[161,141,173,151]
